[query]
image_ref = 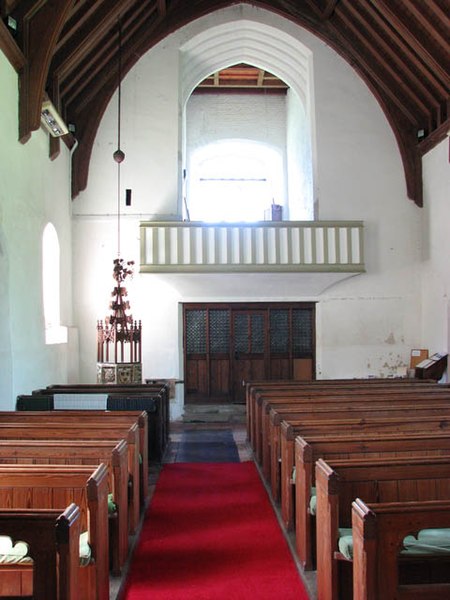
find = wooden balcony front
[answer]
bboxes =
[140,221,364,274]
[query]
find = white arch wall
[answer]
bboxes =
[180,17,316,220]
[73,5,424,415]
[180,19,311,106]
[0,50,75,407]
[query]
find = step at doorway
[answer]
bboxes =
[183,403,246,424]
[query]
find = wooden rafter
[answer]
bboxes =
[368,0,449,88]
[157,0,166,17]
[18,0,75,142]
[4,0,448,206]
[0,17,25,70]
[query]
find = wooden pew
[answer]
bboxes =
[0,503,80,600]
[254,384,450,465]
[315,456,450,600]
[245,378,428,442]
[0,439,128,575]
[0,421,141,534]
[266,397,450,500]
[280,414,450,530]
[0,410,148,508]
[352,498,450,600]
[246,379,440,448]
[0,464,109,600]
[295,430,450,570]
[27,382,170,461]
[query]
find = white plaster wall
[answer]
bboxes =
[286,88,314,220]
[187,93,286,150]
[186,92,287,216]
[72,5,437,419]
[73,44,181,219]
[0,50,75,407]
[420,139,450,357]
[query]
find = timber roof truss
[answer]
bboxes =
[0,0,449,205]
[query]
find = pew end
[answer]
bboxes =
[352,498,450,600]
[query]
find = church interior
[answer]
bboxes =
[0,1,449,598]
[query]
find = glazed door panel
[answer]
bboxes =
[232,310,267,403]
[183,303,315,404]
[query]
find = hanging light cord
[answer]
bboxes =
[116,19,123,258]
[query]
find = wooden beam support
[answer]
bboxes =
[321,0,340,20]
[368,0,449,89]
[18,0,75,143]
[0,14,25,70]
[157,0,166,18]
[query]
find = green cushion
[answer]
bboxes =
[337,528,354,560]
[79,531,92,567]
[0,536,32,565]
[402,529,450,556]
[338,527,450,561]
[418,528,450,545]
[309,487,317,516]
[0,532,94,567]
[108,493,117,514]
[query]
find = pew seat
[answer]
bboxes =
[352,498,450,600]
[0,504,80,600]
[315,456,450,600]
[0,420,141,533]
[0,439,128,575]
[0,464,109,600]
[294,430,450,570]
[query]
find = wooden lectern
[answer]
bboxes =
[415,352,448,381]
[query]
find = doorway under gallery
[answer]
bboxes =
[183,302,316,404]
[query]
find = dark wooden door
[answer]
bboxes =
[183,302,315,404]
[232,310,267,403]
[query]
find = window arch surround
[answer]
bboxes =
[179,18,316,220]
[42,222,67,344]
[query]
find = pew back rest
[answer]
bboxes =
[0,439,127,491]
[352,498,450,600]
[316,456,450,529]
[282,415,450,440]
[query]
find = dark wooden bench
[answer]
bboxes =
[0,421,141,534]
[0,464,109,600]
[315,456,450,600]
[352,498,450,600]
[266,396,450,500]
[280,414,450,530]
[0,439,128,575]
[295,430,450,570]
[0,503,80,600]
[245,378,428,441]
[254,384,450,465]
[0,410,148,508]
[246,379,440,448]
[27,382,170,460]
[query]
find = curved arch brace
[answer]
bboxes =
[71,2,423,205]
[19,1,75,143]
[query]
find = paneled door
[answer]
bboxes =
[232,310,267,403]
[183,302,315,404]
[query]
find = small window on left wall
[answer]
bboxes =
[42,223,67,344]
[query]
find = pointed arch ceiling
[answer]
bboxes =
[179,19,312,106]
[1,0,449,206]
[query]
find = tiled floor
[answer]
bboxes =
[111,421,316,600]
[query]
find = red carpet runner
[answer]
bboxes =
[122,462,309,599]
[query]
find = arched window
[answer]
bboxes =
[186,140,284,222]
[42,223,67,344]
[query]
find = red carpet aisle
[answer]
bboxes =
[121,462,309,599]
